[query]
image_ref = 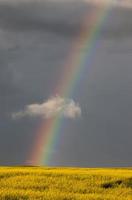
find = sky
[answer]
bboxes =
[0,0,132,167]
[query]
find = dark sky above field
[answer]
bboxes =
[0,0,132,166]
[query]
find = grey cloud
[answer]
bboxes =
[101,7,132,39]
[0,1,132,39]
[0,53,17,114]
[0,0,132,166]
[0,2,87,37]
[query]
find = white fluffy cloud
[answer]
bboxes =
[12,96,81,119]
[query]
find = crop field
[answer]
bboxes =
[0,167,131,200]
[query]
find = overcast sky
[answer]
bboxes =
[0,0,132,166]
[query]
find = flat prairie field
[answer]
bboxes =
[0,167,131,200]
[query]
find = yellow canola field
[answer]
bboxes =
[0,167,131,200]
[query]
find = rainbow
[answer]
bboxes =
[28,1,112,166]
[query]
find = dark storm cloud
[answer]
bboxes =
[102,7,132,39]
[0,0,132,166]
[0,5,75,36]
[0,1,87,37]
[0,52,18,116]
[0,51,30,165]
[0,1,132,38]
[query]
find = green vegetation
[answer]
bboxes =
[0,167,131,199]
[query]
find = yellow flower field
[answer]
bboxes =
[0,167,131,200]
